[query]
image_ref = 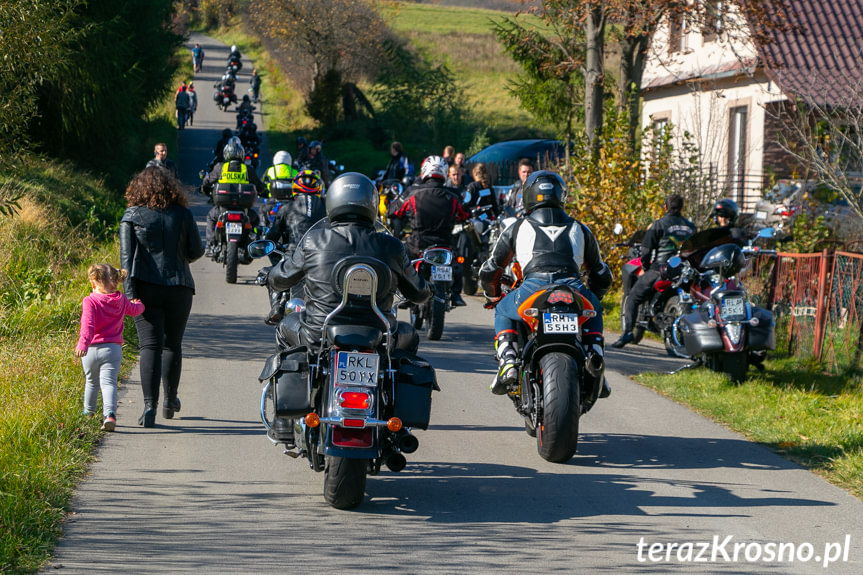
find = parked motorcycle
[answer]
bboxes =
[491,282,606,462]
[666,227,777,383]
[408,247,454,340]
[248,240,439,509]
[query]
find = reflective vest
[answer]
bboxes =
[219,162,249,184]
[266,163,296,190]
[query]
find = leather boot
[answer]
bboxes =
[163,396,181,419]
[138,400,157,428]
[491,331,519,396]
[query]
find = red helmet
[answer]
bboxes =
[293,169,323,195]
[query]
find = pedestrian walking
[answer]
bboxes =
[75,264,145,431]
[120,167,205,427]
[192,42,204,73]
[187,82,198,126]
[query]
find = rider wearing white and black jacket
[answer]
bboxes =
[480,170,612,396]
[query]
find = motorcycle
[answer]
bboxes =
[408,247,454,341]
[613,226,690,356]
[248,240,439,509]
[667,227,777,383]
[209,182,259,283]
[490,282,607,462]
[214,83,237,111]
[453,200,497,296]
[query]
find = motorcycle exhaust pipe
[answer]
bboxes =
[396,430,419,454]
[385,452,407,472]
[585,352,604,379]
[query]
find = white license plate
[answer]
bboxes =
[452,223,463,234]
[755,210,767,220]
[226,222,242,235]
[722,297,745,319]
[432,265,452,282]
[335,351,379,386]
[543,312,580,334]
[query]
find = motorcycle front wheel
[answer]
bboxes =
[537,352,581,463]
[323,456,367,509]
[662,296,689,358]
[225,241,238,284]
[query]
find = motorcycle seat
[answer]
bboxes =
[326,325,383,350]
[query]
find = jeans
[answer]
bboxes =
[81,343,122,416]
[494,274,603,337]
[133,282,194,404]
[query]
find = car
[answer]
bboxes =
[753,178,861,238]
[465,139,569,188]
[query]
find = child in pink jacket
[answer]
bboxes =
[75,264,145,431]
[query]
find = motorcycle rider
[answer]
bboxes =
[712,198,748,244]
[263,170,327,325]
[260,151,297,224]
[228,45,243,71]
[391,155,470,307]
[304,140,331,187]
[264,172,431,351]
[236,94,255,121]
[202,138,266,256]
[211,129,234,165]
[480,170,612,396]
[612,193,697,348]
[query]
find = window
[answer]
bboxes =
[668,14,689,54]
[728,106,748,202]
[703,1,724,42]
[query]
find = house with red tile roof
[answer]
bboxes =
[640,0,863,212]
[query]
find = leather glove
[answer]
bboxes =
[483,293,502,310]
[255,266,271,286]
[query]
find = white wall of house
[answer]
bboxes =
[640,1,787,211]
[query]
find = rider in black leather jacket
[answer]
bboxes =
[266,173,431,351]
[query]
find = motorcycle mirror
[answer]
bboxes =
[757,227,776,239]
[613,223,624,235]
[247,240,277,259]
[463,191,472,204]
[666,256,683,268]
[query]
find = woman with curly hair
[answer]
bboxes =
[464,162,500,218]
[120,167,204,427]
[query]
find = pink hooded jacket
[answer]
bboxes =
[76,291,145,354]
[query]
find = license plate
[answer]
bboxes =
[432,265,452,282]
[755,210,767,220]
[543,312,580,334]
[226,222,242,235]
[721,297,745,319]
[452,223,463,234]
[335,351,379,386]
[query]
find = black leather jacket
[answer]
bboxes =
[267,219,431,341]
[641,211,697,270]
[265,194,327,252]
[392,179,468,256]
[119,204,205,299]
[479,207,606,298]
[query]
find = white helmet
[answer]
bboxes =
[273,151,292,166]
[231,45,237,53]
[420,155,447,182]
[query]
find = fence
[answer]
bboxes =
[747,250,863,372]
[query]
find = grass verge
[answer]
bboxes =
[636,355,863,500]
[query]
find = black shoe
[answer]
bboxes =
[138,403,157,428]
[163,397,181,420]
[451,293,467,307]
[611,332,634,349]
[599,377,611,398]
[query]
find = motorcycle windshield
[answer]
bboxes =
[679,228,736,267]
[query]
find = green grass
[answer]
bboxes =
[636,356,863,499]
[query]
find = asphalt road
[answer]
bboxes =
[45,34,863,574]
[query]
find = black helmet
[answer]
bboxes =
[223,139,244,162]
[326,173,378,224]
[242,94,250,103]
[712,198,739,225]
[221,128,233,139]
[522,170,567,212]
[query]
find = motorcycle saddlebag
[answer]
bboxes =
[259,347,311,417]
[748,307,776,351]
[679,311,724,356]
[269,179,293,200]
[213,182,258,209]
[391,350,439,430]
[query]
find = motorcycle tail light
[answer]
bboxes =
[457,256,465,264]
[340,391,370,410]
[215,221,224,228]
[523,308,539,318]
[342,418,366,428]
[305,413,320,427]
[581,309,597,318]
[244,222,252,229]
[332,426,373,448]
[226,212,243,222]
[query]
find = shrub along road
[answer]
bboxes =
[44,34,863,574]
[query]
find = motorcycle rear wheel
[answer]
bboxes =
[427,297,446,340]
[537,352,581,463]
[225,242,239,284]
[712,351,748,384]
[323,456,367,509]
[462,266,478,296]
[662,296,689,358]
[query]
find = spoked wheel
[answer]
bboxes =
[661,296,689,358]
[323,456,367,509]
[536,352,581,463]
